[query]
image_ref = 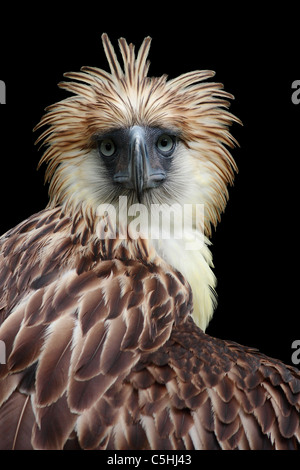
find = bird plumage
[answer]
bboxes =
[0,34,300,450]
[33,33,239,330]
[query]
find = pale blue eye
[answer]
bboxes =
[156,134,175,154]
[100,139,116,157]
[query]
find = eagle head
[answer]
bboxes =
[34,33,240,330]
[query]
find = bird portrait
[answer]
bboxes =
[0,33,299,450]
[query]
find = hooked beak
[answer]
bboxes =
[113,127,166,203]
[130,127,148,203]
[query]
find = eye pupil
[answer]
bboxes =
[157,134,176,155]
[99,139,116,157]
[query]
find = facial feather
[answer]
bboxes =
[35,34,239,228]
[34,33,240,330]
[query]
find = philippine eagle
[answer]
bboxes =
[0,34,299,450]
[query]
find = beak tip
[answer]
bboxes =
[113,127,167,202]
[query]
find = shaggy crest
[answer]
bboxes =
[35,33,240,236]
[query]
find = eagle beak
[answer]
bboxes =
[128,127,166,203]
[129,127,148,203]
[112,126,167,203]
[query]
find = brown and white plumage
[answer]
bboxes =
[0,34,300,450]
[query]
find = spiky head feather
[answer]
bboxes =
[33,34,241,330]
[35,33,240,236]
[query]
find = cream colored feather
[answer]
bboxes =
[34,33,240,330]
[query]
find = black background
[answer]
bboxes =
[0,26,299,367]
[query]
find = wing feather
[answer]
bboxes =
[35,314,74,406]
[134,319,300,449]
[0,392,35,450]
[1,208,300,449]
[32,393,77,450]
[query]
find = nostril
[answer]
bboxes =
[147,171,166,187]
[113,173,133,188]
[113,171,166,190]
[151,173,166,181]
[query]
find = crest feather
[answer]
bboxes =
[34,34,240,236]
[101,33,124,80]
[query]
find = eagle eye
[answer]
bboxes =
[99,139,116,157]
[156,134,176,156]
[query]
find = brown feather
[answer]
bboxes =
[8,323,47,373]
[32,393,77,450]
[1,34,300,451]
[35,314,74,406]
[0,392,35,450]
